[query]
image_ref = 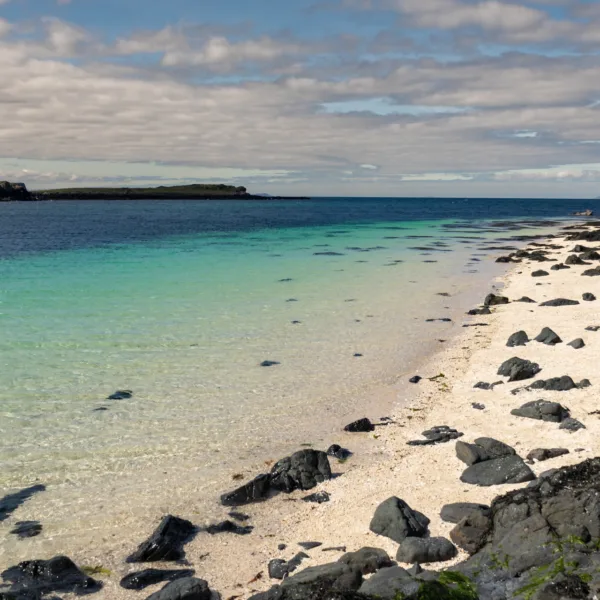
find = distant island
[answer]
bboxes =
[0,181,309,201]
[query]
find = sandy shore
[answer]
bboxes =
[5,220,600,599]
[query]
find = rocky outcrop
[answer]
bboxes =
[0,181,32,201]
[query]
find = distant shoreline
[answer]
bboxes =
[22,194,312,201]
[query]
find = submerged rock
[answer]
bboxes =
[9,521,42,538]
[369,497,430,544]
[120,569,195,591]
[127,515,196,562]
[0,484,46,522]
[107,389,132,400]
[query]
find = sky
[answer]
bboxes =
[1,0,600,197]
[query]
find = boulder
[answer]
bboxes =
[344,418,374,433]
[526,448,570,463]
[357,566,417,599]
[369,497,430,543]
[268,552,309,580]
[127,515,196,562]
[559,418,586,432]
[497,356,541,381]
[327,445,352,460]
[338,547,394,574]
[550,263,570,270]
[506,330,529,347]
[270,449,332,493]
[582,266,600,276]
[120,569,195,591]
[565,254,589,266]
[540,298,580,306]
[440,503,490,524]
[484,294,509,306]
[510,400,570,423]
[534,327,562,345]
[220,473,271,506]
[515,296,536,303]
[460,455,535,486]
[580,250,600,260]
[568,338,585,349]
[395,537,457,564]
[583,293,596,301]
[526,376,578,391]
[450,511,492,554]
[532,270,549,277]
[145,577,215,600]
[455,438,515,466]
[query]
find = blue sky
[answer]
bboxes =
[1,0,600,197]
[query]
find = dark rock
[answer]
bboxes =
[1,556,101,596]
[565,254,589,265]
[534,327,562,345]
[472,403,486,410]
[526,448,570,463]
[532,270,549,277]
[455,438,515,466]
[540,298,580,306]
[583,293,596,301]
[408,376,422,384]
[0,181,32,201]
[0,485,46,522]
[462,323,489,328]
[9,521,42,538]
[228,511,250,522]
[449,510,492,554]
[581,250,600,260]
[204,520,253,535]
[516,296,536,303]
[120,569,195,591]
[585,325,600,331]
[484,294,509,306]
[270,450,331,493]
[425,318,452,322]
[440,503,490,524]
[269,553,309,580]
[326,445,352,460]
[559,418,586,432]
[496,256,512,263]
[220,473,271,506]
[338,547,393,574]
[145,577,214,600]
[460,454,535,486]
[127,515,196,562]
[302,492,331,504]
[497,356,541,381]
[473,382,491,390]
[572,245,593,252]
[357,566,414,599]
[526,376,578,391]
[550,263,570,270]
[369,497,430,544]
[344,418,374,433]
[510,400,570,422]
[107,389,132,400]
[261,361,281,367]
[579,378,592,388]
[582,266,600,276]
[395,537,457,564]
[467,307,492,315]
[407,426,463,446]
[568,338,585,349]
[506,330,529,347]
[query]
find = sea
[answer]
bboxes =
[0,196,597,568]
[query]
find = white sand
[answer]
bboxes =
[9,223,600,599]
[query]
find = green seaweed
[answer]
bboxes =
[416,572,478,600]
[81,565,112,577]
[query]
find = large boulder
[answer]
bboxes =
[506,331,529,347]
[510,400,570,423]
[369,497,430,543]
[338,548,393,574]
[497,357,541,382]
[395,537,457,564]
[270,449,332,492]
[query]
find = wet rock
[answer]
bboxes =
[540,298,580,306]
[582,266,600,276]
[568,338,585,349]
[532,270,549,277]
[534,327,562,345]
[516,296,537,303]
[107,389,132,400]
[270,449,332,493]
[369,497,430,544]
[127,515,196,562]
[269,553,309,580]
[484,294,509,306]
[506,330,529,347]
[550,263,570,271]
[145,577,214,600]
[344,418,374,433]
[559,418,586,432]
[408,375,422,384]
[440,503,490,524]
[497,356,541,381]
[326,445,352,460]
[407,426,463,446]
[467,307,492,315]
[302,491,330,504]
[9,521,42,538]
[204,520,253,535]
[583,292,596,301]
[261,360,280,367]
[220,473,271,506]
[395,537,457,564]
[338,547,393,574]
[1,556,101,596]
[511,400,570,423]
[526,448,570,463]
[120,569,195,591]
[0,485,46,522]
[460,454,535,486]
[565,254,589,266]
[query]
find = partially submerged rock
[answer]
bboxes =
[369,497,430,544]
[127,515,196,562]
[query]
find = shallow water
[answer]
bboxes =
[0,197,584,569]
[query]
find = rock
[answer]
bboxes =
[550,263,570,270]
[455,438,515,466]
[497,356,541,381]
[408,375,422,384]
[407,426,463,446]
[127,515,196,562]
[220,473,271,506]
[460,455,535,486]
[579,378,592,388]
[506,330,529,347]
[565,254,589,265]
[516,296,536,303]
[455,442,489,466]
[1,556,101,596]
[572,244,593,252]
[270,449,332,492]
[583,293,596,301]
[540,298,580,306]
[532,270,549,277]
[559,418,586,432]
[204,520,253,535]
[369,497,430,543]
[472,403,486,410]
[568,338,585,349]
[299,542,322,550]
[510,400,570,422]
[9,521,42,538]
[585,325,600,331]
[534,327,562,345]
[526,448,570,463]
[302,491,331,504]
[107,389,132,400]
[484,294,509,306]
[344,418,374,433]
[326,445,352,460]
[145,577,214,600]
[467,307,492,315]
[0,181,32,201]
[473,382,491,390]
[395,537,457,564]
[0,485,46,522]
[449,510,492,554]
[526,376,578,391]
[582,266,600,276]
[261,360,280,367]
[496,256,512,263]
[338,547,393,574]
[120,569,196,591]
[572,209,593,216]
[440,503,490,524]
[269,553,309,580]
[357,566,415,600]
[581,250,600,260]
[228,511,250,522]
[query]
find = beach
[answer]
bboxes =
[3,211,600,599]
